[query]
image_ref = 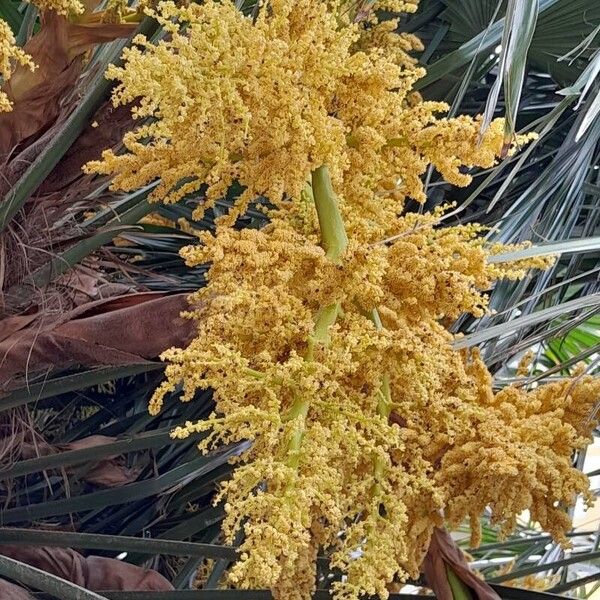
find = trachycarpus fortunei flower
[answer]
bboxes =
[87,1,600,599]
[0,19,35,112]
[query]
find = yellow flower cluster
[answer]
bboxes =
[354,0,419,22]
[85,0,532,224]
[439,372,599,546]
[0,18,35,112]
[376,0,419,13]
[155,205,593,599]
[90,1,599,599]
[27,0,84,16]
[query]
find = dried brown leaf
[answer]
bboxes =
[0,578,34,599]
[0,292,194,386]
[0,11,135,158]
[0,314,37,343]
[19,434,143,488]
[422,528,500,600]
[63,434,142,488]
[0,544,173,591]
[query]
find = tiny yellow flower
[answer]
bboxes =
[0,18,35,113]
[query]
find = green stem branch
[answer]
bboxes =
[446,566,474,600]
[284,165,348,471]
[312,165,348,263]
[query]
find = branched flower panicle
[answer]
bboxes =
[27,0,85,16]
[85,0,533,224]
[89,1,600,599]
[0,18,35,112]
